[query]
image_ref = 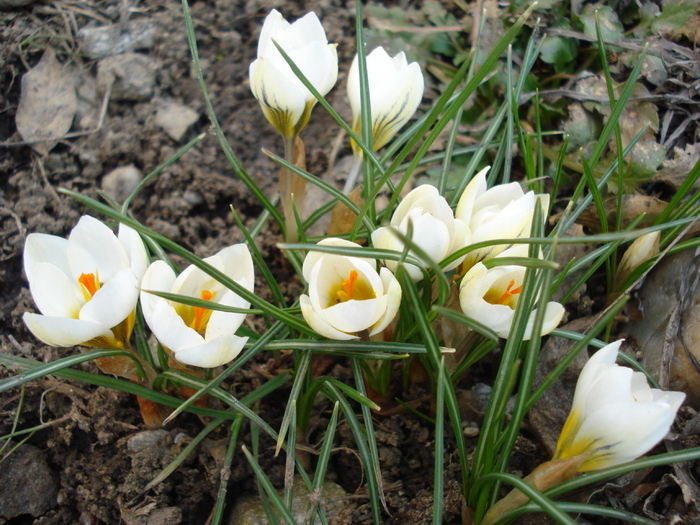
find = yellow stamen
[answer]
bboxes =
[191,290,214,333]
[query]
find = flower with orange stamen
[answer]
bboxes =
[23,215,148,348]
[300,238,401,340]
[140,244,254,368]
[458,262,564,339]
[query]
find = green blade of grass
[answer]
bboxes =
[0,348,148,392]
[276,351,311,455]
[211,417,244,525]
[242,445,298,525]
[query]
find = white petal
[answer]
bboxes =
[174,335,248,368]
[249,57,306,137]
[172,255,225,298]
[455,166,490,221]
[140,260,177,323]
[217,244,255,293]
[147,299,205,353]
[24,233,70,278]
[321,296,387,334]
[571,341,622,412]
[28,262,83,318]
[575,400,679,471]
[444,218,471,271]
[391,185,440,226]
[302,238,371,282]
[521,301,565,340]
[258,10,289,57]
[67,216,129,282]
[369,268,402,336]
[23,312,112,347]
[79,269,139,328]
[284,42,338,99]
[205,289,250,340]
[300,295,357,340]
[118,224,149,281]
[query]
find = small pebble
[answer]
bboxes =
[462,421,480,438]
[155,100,199,141]
[97,53,157,101]
[127,429,170,453]
[101,165,143,203]
[79,19,156,57]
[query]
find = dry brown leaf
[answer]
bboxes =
[575,194,667,233]
[15,48,77,156]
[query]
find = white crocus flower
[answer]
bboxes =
[249,9,338,140]
[554,340,685,472]
[371,184,471,281]
[23,215,148,348]
[459,261,564,339]
[140,245,254,368]
[300,238,401,340]
[455,167,549,271]
[347,46,424,153]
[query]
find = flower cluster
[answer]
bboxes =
[23,216,255,370]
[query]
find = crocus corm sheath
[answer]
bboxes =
[23,215,148,349]
[300,238,401,340]
[371,184,471,281]
[140,244,254,368]
[347,46,424,154]
[249,9,338,140]
[554,340,685,471]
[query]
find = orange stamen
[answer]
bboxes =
[341,270,359,301]
[498,279,522,305]
[79,273,100,297]
[192,290,214,332]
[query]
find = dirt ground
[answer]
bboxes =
[1,0,700,524]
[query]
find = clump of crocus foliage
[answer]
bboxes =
[16,5,693,525]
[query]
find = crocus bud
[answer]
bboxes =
[140,245,254,368]
[614,231,660,288]
[300,238,401,340]
[455,167,549,271]
[249,9,338,140]
[371,184,471,281]
[347,46,424,154]
[23,215,148,349]
[458,262,564,339]
[554,340,685,472]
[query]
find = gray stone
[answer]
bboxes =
[79,19,157,58]
[154,99,199,141]
[228,478,347,525]
[98,53,157,101]
[101,165,143,203]
[126,429,171,453]
[0,443,57,518]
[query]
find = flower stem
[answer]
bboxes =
[342,156,363,195]
[280,137,307,242]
